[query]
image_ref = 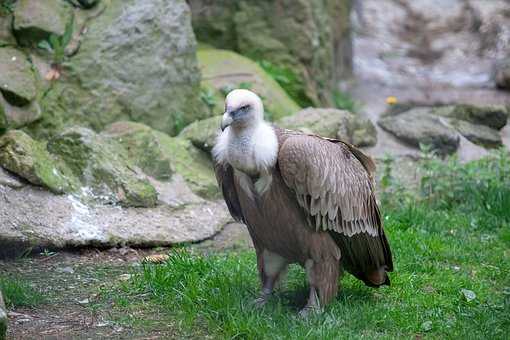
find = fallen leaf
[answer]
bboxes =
[143,254,169,264]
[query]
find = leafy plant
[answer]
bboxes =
[0,0,15,15]
[37,15,74,69]
[200,87,217,111]
[333,89,358,112]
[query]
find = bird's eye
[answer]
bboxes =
[239,105,250,111]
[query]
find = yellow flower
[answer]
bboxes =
[386,96,398,105]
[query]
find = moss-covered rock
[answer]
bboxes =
[12,0,73,46]
[178,115,221,152]
[450,119,502,148]
[0,47,38,106]
[378,109,460,155]
[28,0,206,138]
[337,114,377,147]
[432,104,508,130]
[198,48,300,121]
[278,107,377,147]
[47,127,158,207]
[157,136,218,198]
[0,130,78,193]
[103,121,174,180]
[104,121,217,198]
[190,0,352,106]
[1,95,41,130]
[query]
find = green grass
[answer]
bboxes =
[108,149,510,339]
[0,276,45,309]
[333,90,358,113]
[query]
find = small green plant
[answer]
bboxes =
[333,90,358,112]
[258,60,312,107]
[200,87,217,111]
[37,15,74,78]
[0,276,45,308]
[0,0,15,15]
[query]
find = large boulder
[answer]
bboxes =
[179,115,221,152]
[103,122,174,180]
[0,47,38,107]
[432,104,508,130]
[450,119,502,148]
[190,0,352,107]
[198,48,300,121]
[47,127,158,207]
[0,130,78,193]
[279,108,377,147]
[12,0,73,46]
[30,0,206,138]
[103,122,217,198]
[0,183,230,257]
[378,109,460,155]
[0,96,41,131]
[494,58,510,90]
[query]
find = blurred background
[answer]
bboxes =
[0,0,509,338]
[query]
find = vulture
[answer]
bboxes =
[213,89,393,316]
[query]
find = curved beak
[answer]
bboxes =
[221,112,233,131]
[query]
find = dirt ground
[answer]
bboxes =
[2,223,252,339]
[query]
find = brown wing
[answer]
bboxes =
[278,133,393,285]
[214,162,245,223]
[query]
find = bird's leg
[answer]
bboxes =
[300,258,339,317]
[253,249,288,307]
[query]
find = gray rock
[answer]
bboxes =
[0,166,25,189]
[179,115,222,152]
[494,59,510,90]
[0,95,41,130]
[378,109,460,155]
[47,127,158,207]
[279,107,377,147]
[0,289,6,340]
[30,0,206,138]
[451,119,502,148]
[0,47,37,107]
[189,0,352,107]
[432,104,508,130]
[12,0,73,46]
[0,183,230,257]
[0,130,78,193]
[0,13,15,45]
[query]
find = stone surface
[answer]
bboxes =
[0,130,78,193]
[278,107,377,146]
[494,59,510,90]
[198,48,300,121]
[12,0,73,46]
[178,115,221,152]
[104,121,217,197]
[47,127,158,207]
[337,114,377,147]
[0,13,15,45]
[190,0,352,107]
[0,96,41,130]
[0,166,25,189]
[103,121,174,180]
[0,47,37,107]
[450,119,502,148]
[432,104,508,130]
[0,289,5,340]
[30,0,206,138]
[378,109,460,155]
[0,183,230,257]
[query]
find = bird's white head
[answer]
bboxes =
[221,89,264,132]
